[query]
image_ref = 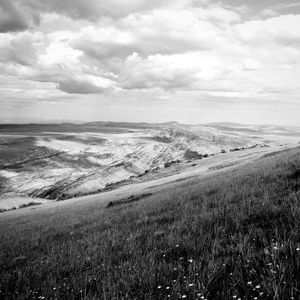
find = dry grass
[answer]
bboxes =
[0,147,300,299]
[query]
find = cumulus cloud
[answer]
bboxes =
[0,30,116,94]
[119,52,221,90]
[33,42,116,94]
[27,66,116,95]
[235,14,300,45]
[118,51,265,92]
[0,32,39,65]
[73,6,238,63]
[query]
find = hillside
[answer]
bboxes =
[0,122,299,210]
[0,146,299,299]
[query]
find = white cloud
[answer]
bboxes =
[119,52,226,90]
[39,42,83,66]
[235,14,300,45]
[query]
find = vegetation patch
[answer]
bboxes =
[184,149,203,160]
[106,193,153,208]
[208,162,237,171]
[19,202,42,209]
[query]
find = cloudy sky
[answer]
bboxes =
[0,0,300,125]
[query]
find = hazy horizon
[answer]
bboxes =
[1,119,300,129]
[1,0,300,125]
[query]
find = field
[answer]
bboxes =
[0,145,299,299]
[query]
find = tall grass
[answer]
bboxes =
[0,148,299,299]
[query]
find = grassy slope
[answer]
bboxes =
[0,148,300,299]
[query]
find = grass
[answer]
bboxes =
[0,147,300,299]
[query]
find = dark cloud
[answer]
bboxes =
[23,0,179,21]
[0,0,39,33]
[24,0,100,21]
[76,41,137,61]
[58,78,109,94]
[0,0,28,32]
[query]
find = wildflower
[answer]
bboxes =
[157,286,161,289]
[247,281,252,285]
[166,287,170,290]
[255,285,260,289]
[182,295,187,299]
[296,248,300,251]
[188,283,194,287]
[188,259,193,263]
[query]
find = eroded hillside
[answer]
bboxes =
[0,122,299,207]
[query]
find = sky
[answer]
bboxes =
[0,0,300,125]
